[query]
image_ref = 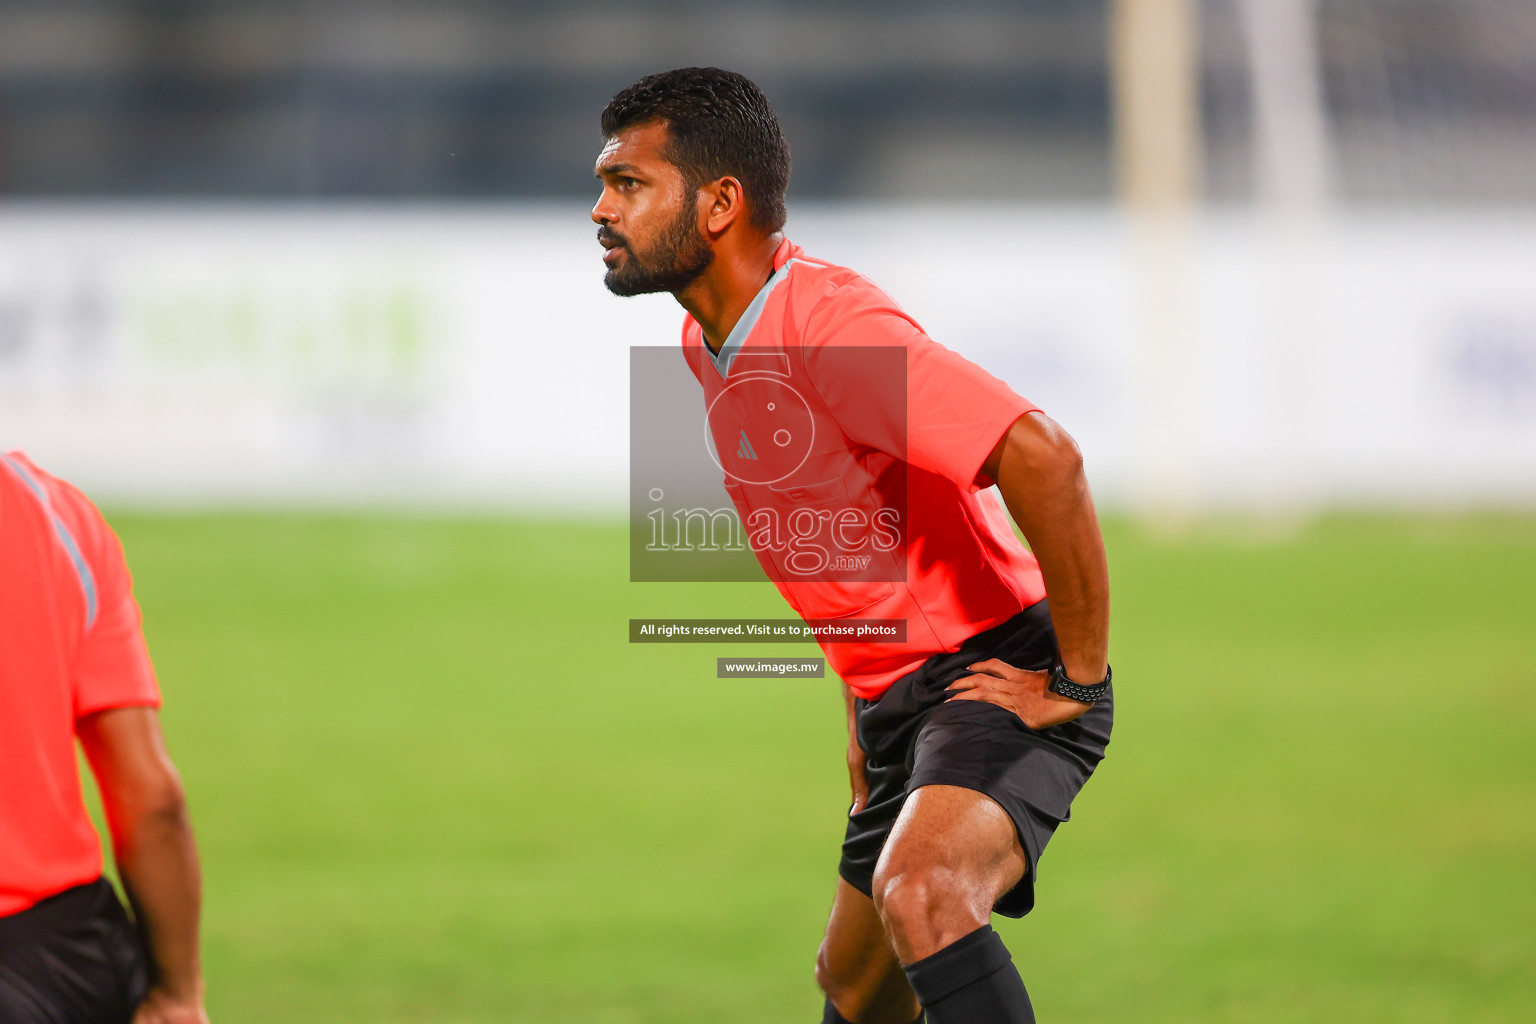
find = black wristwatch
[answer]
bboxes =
[1047,660,1112,704]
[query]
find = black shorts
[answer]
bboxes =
[839,599,1114,918]
[0,877,148,1024]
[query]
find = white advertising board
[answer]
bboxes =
[1,203,1533,510]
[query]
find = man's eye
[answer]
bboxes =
[622,177,639,188]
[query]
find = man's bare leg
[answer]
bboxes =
[872,784,1035,1023]
[815,877,923,1023]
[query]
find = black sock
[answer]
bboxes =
[902,925,1034,1023]
[821,996,925,1024]
[822,999,854,1024]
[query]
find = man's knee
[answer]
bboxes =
[814,936,883,1003]
[872,860,992,960]
[872,862,958,926]
[815,939,921,1024]
[814,940,842,998]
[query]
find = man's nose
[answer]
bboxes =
[591,195,614,225]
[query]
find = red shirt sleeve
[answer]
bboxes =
[801,285,1037,493]
[44,476,162,718]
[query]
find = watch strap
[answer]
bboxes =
[1047,661,1111,704]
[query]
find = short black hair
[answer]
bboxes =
[601,67,791,234]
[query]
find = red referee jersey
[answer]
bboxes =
[0,452,160,917]
[682,239,1048,699]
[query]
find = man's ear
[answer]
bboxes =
[701,176,747,236]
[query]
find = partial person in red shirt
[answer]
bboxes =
[0,452,208,1024]
[594,69,1114,1024]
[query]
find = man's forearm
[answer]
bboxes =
[78,707,208,1021]
[115,803,204,1001]
[990,412,1110,684]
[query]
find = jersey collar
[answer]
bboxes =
[706,237,802,380]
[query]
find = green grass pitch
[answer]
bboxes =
[94,511,1536,1023]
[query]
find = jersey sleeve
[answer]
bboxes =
[47,478,162,718]
[801,286,1037,493]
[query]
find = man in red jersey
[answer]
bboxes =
[596,69,1113,1024]
[0,452,208,1024]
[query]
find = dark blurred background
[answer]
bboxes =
[3,0,1533,205]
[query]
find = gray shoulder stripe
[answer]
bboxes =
[709,258,803,379]
[2,454,99,630]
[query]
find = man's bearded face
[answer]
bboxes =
[599,193,715,297]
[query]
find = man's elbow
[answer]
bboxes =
[1013,412,1086,485]
[116,767,190,831]
[1044,429,1086,483]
